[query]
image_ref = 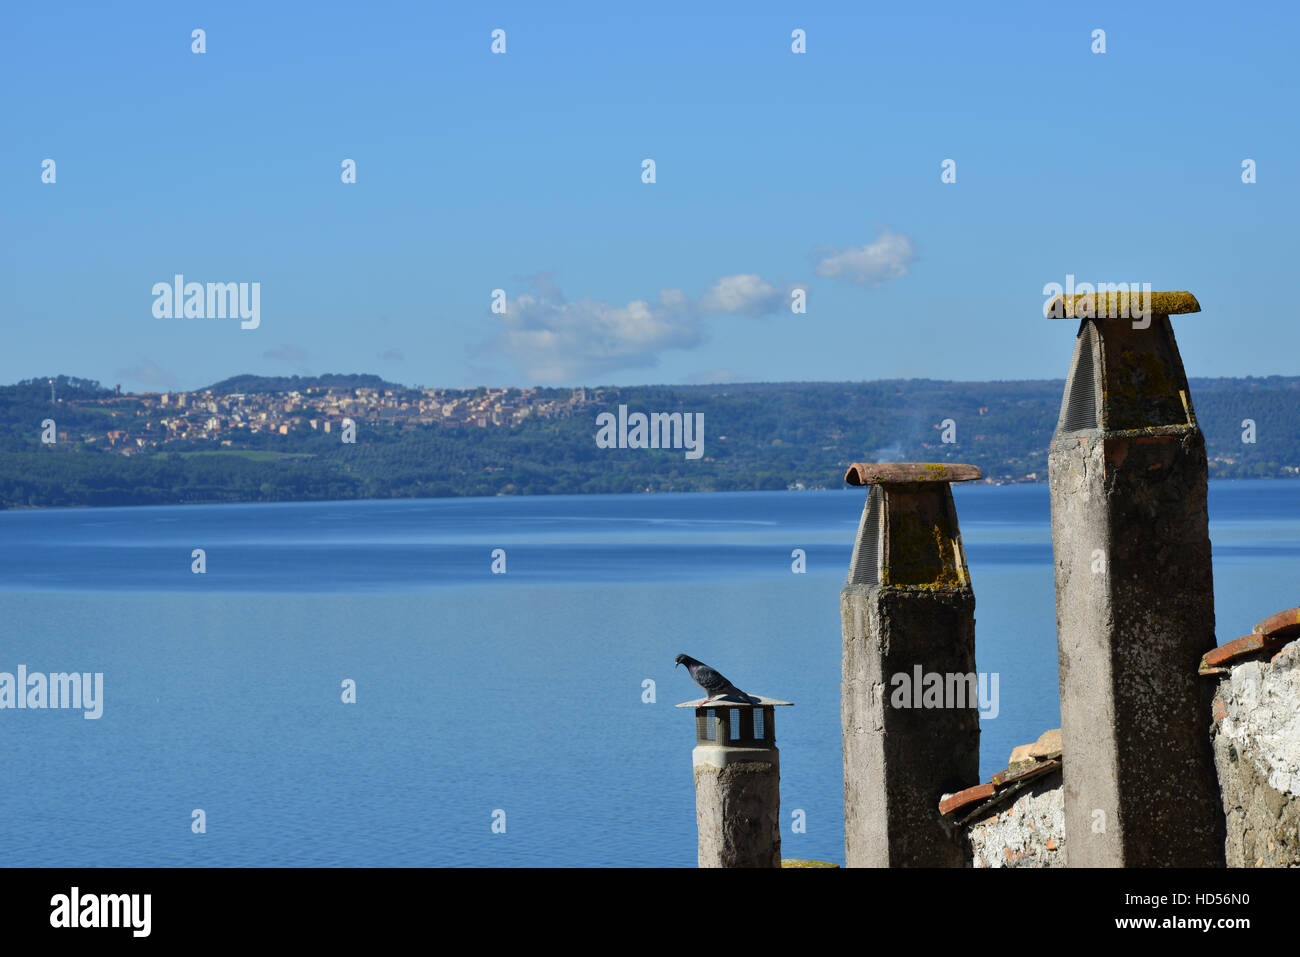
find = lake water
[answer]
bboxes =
[1,480,1297,866]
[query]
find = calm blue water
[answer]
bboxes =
[0,481,1297,866]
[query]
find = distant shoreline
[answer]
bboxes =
[3,475,1296,514]
[4,375,1296,508]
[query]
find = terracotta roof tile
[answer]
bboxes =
[939,783,995,816]
[1200,607,1300,674]
[1006,728,1062,768]
[1008,743,1035,766]
[1201,633,1282,673]
[1254,607,1300,641]
[844,462,982,486]
[992,757,1062,788]
[944,729,1066,823]
[1027,728,1062,761]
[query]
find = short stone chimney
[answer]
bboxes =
[679,693,792,867]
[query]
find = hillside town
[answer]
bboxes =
[67,385,613,452]
[16,376,1298,488]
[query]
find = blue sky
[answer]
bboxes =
[3,1,1296,391]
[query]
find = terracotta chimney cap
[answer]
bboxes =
[844,462,982,486]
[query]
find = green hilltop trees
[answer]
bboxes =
[0,377,1296,508]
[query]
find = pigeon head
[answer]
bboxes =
[675,654,698,669]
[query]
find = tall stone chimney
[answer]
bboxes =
[1047,289,1225,866]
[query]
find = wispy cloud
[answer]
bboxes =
[114,357,179,390]
[485,228,913,383]
[815,227,916,285]
[263,344,308,362]
[377,348,404,361]
[489,273,797,383]
[685,368,737,384]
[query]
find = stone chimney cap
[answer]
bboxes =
[844,462,982,486]
[1046,290,1200,319]
[676,695,792,708]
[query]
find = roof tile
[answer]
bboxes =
[1254,607,1300,641]
[1027,728,1062,760]
[992,757,1062,788]
[939,782,995,816]
[1201,633,1281,673]
[1008,743,1035,765]
[1200,607,1300,674]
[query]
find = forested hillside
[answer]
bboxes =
[0,375,1295,508]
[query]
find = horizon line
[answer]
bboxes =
[13,371,1300,396]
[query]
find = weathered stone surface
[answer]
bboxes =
[965,771,1066,868]
[950,638,1297,869]
[878,484,971,588]
[842,583,979,867]
[1210,640,1300,868]
[694,753,781,868]
[1049,315,1224,867]
[1095,318,1196,431]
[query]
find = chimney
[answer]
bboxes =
[678,693,791,867]
[840,462,983,866]
[1046,289,1225,866]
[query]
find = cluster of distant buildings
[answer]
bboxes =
[74,386,609,453]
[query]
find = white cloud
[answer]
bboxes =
[698,274,788,317]
[815,227,916,285]
[491,273,792,383]
[498,290,699,383]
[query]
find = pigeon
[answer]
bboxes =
[675,654,759,704]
